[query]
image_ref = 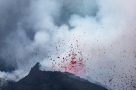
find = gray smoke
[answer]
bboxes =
[0,0,136,90]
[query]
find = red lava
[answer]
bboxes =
[62,52,86,75]
[54,41,86,76]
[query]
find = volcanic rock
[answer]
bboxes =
[2,63,108,90]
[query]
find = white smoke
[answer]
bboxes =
[0,0,136,90]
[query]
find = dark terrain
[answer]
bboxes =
[1,63,108,90]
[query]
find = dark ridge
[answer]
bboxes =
[2,63,108,90]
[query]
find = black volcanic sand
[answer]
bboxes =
[2,63,108,90]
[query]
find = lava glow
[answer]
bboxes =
[60,52,86,76]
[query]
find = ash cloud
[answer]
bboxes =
[0,0,136,90]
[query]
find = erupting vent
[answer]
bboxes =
[64,52,86,75]
[54,50,87,76]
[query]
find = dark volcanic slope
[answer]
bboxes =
[2,63,108,90]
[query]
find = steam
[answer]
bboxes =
[0,0,136,89]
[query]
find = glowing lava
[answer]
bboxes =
[62,52,86,75]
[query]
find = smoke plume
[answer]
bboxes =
[0,0,136,90]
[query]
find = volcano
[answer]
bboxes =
[2,63,108,90]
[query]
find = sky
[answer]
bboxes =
[0,0,136,90]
